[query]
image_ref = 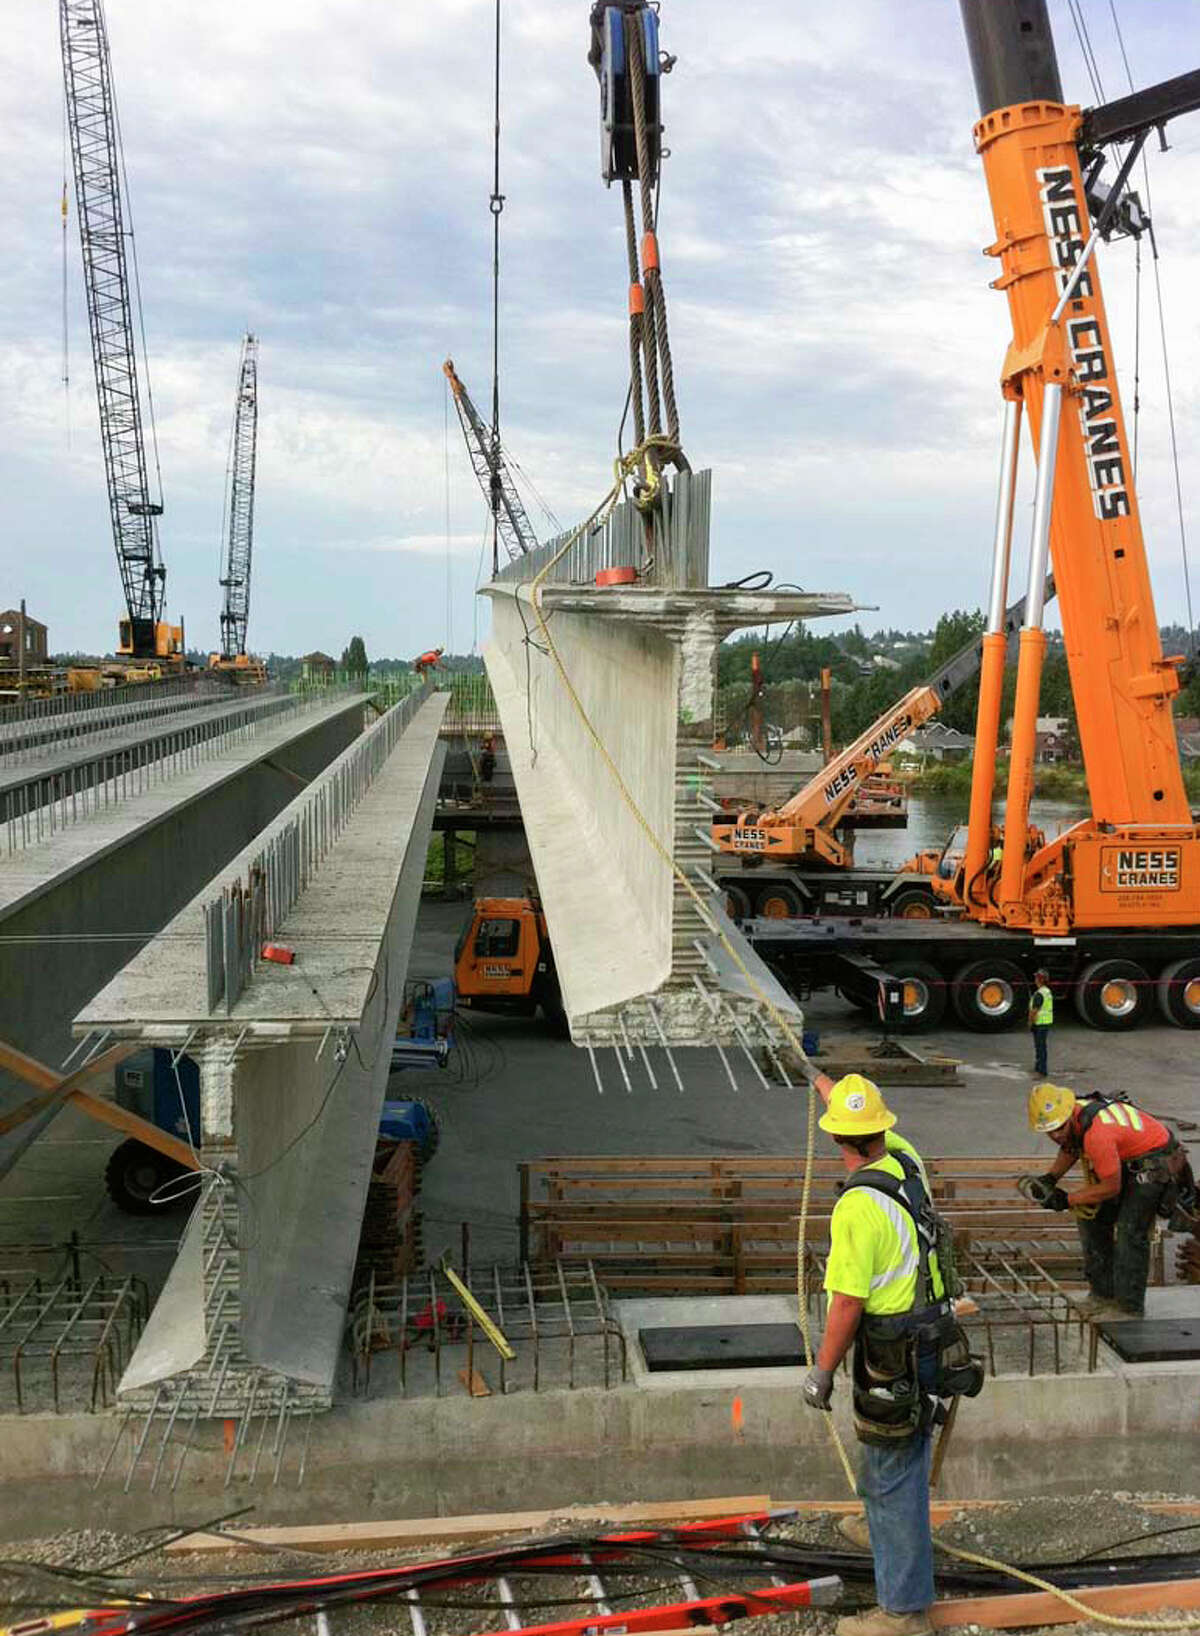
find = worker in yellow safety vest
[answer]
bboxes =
[1028,968,1053,1077]
[801,1075,982,1636]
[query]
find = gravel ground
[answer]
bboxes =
[4,1497,1200,1635]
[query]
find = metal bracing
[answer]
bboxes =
[60,0,165,646]
[219,335,259,658]
[444,359,537,564]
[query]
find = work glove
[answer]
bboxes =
[1018,1173,1063,1206]
[802,1365,834,1411]
[1042,1186,1070,1212]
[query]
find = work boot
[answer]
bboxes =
[838,1513,872,1551]
[1073,1293,1116,1318]
[1088,1300,1141,1323]
[836,1607,932,1636]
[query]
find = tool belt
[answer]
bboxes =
[1128,1137,1199,1230]
[840,1151,987,1448]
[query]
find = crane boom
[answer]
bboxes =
[940,0,1200,934]
[443,359,537,563]
[219,335,259,660]
[711,578,1053,869]
[61,0,170,661]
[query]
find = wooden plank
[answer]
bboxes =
[67,1089,198,1171]
[0,1040,135,1135]
[167,1494,775,1555]
[929,1575,1200,1629]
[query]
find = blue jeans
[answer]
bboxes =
[1032,1025,1050,1075]
[857,1352,937,1613]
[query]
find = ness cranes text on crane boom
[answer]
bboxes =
[60,0,182,667]
[210,334,264,683]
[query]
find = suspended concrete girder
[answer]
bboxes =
[480,475,857,1053]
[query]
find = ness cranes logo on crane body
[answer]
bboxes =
[1037,166,1132,523]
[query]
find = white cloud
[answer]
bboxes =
[1,0,1197,661]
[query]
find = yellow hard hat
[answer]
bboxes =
[818,1073,896,1137]
[1028,1082,1077,1133]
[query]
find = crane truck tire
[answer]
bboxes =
[886,886,936,920]
[1156,957,1200,1029]
[105,1139,191,1214]
[724,885,752,922]
[755,882,803,919]
[889,960,946,1031]
[1073,959,1151,1031]
[951,959,1028,1031]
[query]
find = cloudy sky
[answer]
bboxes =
[2,0,1197,660]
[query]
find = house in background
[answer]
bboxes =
[1175,716,1200,763]
[301,651,336,684]
[896,722,974,763]
[1034,715,1074,763]
[0,608,48,668]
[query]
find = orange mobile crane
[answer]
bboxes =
[711,585,1046,920]
[744,0,1200,1033]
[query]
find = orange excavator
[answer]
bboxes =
[743,1,1200,1033]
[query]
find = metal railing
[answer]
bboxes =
[2,684,365,858]
[0,675,240,765]
[204,683,432,1014]
[491,467,711,590]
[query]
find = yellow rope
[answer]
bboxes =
[523,438,855,1489]
[521,442,1196,1626]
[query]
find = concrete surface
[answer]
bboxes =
[482,579,853,1048]
[0,685,311,798]
[484,594,677,1019]
[80,693,451,1400]
[3,896,1200,1527]
[0,695,366,1172]
[3,1355,1200,1534]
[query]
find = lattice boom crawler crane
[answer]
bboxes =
[210,334,265,683]
[60,0,182,665]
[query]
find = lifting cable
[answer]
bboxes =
[1106,0,1196,653]
[517,439,1200,1630]
[613,6,685,509]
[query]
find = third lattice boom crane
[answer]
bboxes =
[443,358,537,565]
[60,0,181,665]
[217,334,259,665]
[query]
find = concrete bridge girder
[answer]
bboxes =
[74,691,450,1403]
[482,578,856,1048]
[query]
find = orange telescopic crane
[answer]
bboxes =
[742,5,1200,1031]
[940,1,1200,946]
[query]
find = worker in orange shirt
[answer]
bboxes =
[1025,1084,1194,1319]
[414,646,444,676]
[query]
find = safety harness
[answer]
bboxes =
[838,1153,983,1445]
[1069,1094,1196,1224]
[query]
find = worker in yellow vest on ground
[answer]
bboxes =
[802,1074,982,1636]
[1028,968,1053,1076]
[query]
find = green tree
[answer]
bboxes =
[925,609,986,733]
[341,635,368,676]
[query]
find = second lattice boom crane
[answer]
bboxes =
[215,334,259,669]
[443,358,537,565]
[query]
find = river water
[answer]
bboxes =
[851,793,1088,869]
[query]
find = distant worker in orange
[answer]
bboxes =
[414,646,444,676]
[1025,1083,1194,1318]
